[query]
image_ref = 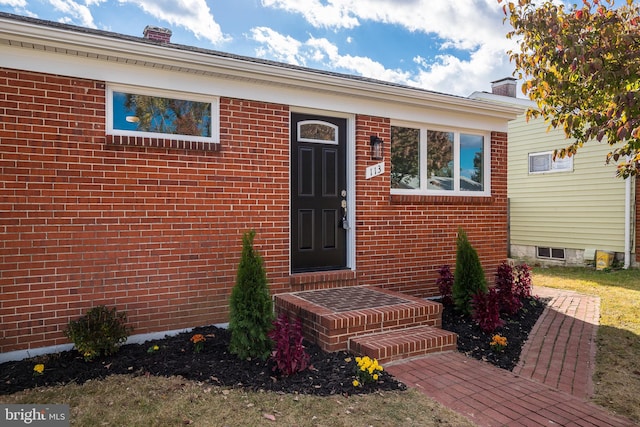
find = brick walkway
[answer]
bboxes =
[513,287,599,399]
[386,286,637,427]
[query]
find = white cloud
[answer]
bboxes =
[249,28,415,87]
[261,0,359,29]
[119,0,230,45]
[259,0,518,95]
[248,22,516,96]
[0,0,27,6]
[261,0,507,48]
[412,45,515,96]
[48,0,98,28]
[250,27,303,65]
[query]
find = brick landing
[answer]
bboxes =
[273,286,450,355]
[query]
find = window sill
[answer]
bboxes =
[390,194,497,205]
[106,135,220,152]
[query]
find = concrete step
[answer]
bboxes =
[349,325,457,364]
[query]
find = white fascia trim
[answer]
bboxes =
[0,16,521,122]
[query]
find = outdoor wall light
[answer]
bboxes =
[370,136,384,160]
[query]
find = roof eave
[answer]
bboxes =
[0,14,521,120]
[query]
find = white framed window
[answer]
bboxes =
[529,151,573,174]
[107,85,220,144]
[390,123,490,195]
[537,247,566,260]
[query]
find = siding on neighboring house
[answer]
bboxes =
[509,115,628,252]
[0,13,518,356]
[473,82,638,267]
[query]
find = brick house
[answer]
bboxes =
[0,13,520,359]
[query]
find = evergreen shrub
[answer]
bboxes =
[452,228,488,315]
[229,230,274,360]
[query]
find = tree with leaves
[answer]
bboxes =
[500,0,640,177]
[229,230,274,360]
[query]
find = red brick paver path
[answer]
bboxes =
[386,286,637,427]
[514,287,599,399]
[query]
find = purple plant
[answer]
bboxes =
[471,289,504,333]
[436,265,454,306]
[514,263,533,299]
[268,313,310,377]
[495,261,522,315]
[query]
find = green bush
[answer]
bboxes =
[228,230,274,360]
[452,229,488,315]
[64,305,132,361]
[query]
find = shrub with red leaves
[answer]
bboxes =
[495,261,522,315]
[514,263,533,299]
[268,313,310,377]
[436,265,454,306]
[471,289,504,333]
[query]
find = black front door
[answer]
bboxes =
[291,113,347,273]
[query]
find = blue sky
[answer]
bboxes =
[0,0,521,97]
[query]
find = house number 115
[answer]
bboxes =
[365,162,384,179]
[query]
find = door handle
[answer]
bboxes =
[340,190,350,229]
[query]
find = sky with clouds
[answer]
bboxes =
[0,0,522,97]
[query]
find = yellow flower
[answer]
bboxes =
[373,374,379,381]
[352,380,360,387]
[153,345,159,351]
[33,364,44,374]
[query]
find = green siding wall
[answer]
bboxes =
[508,114,629,252]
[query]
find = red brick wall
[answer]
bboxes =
[0,69,291,353]
[355,119,508,298]
[0,67,509,354]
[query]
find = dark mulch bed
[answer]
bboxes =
[441,296,549,370]
[1,296,547,396]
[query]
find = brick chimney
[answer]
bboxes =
[491,77,517,98]
[143,26,172,43]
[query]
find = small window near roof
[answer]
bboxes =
[107,85,218,144]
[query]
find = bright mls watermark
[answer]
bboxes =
[1,405,69,426]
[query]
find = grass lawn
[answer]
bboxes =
[0,375,475,426]
[533,266,640,422]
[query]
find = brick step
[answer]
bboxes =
[349,325,457,364]
[274,286,443,352]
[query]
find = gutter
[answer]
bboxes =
[624,159,632,268]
